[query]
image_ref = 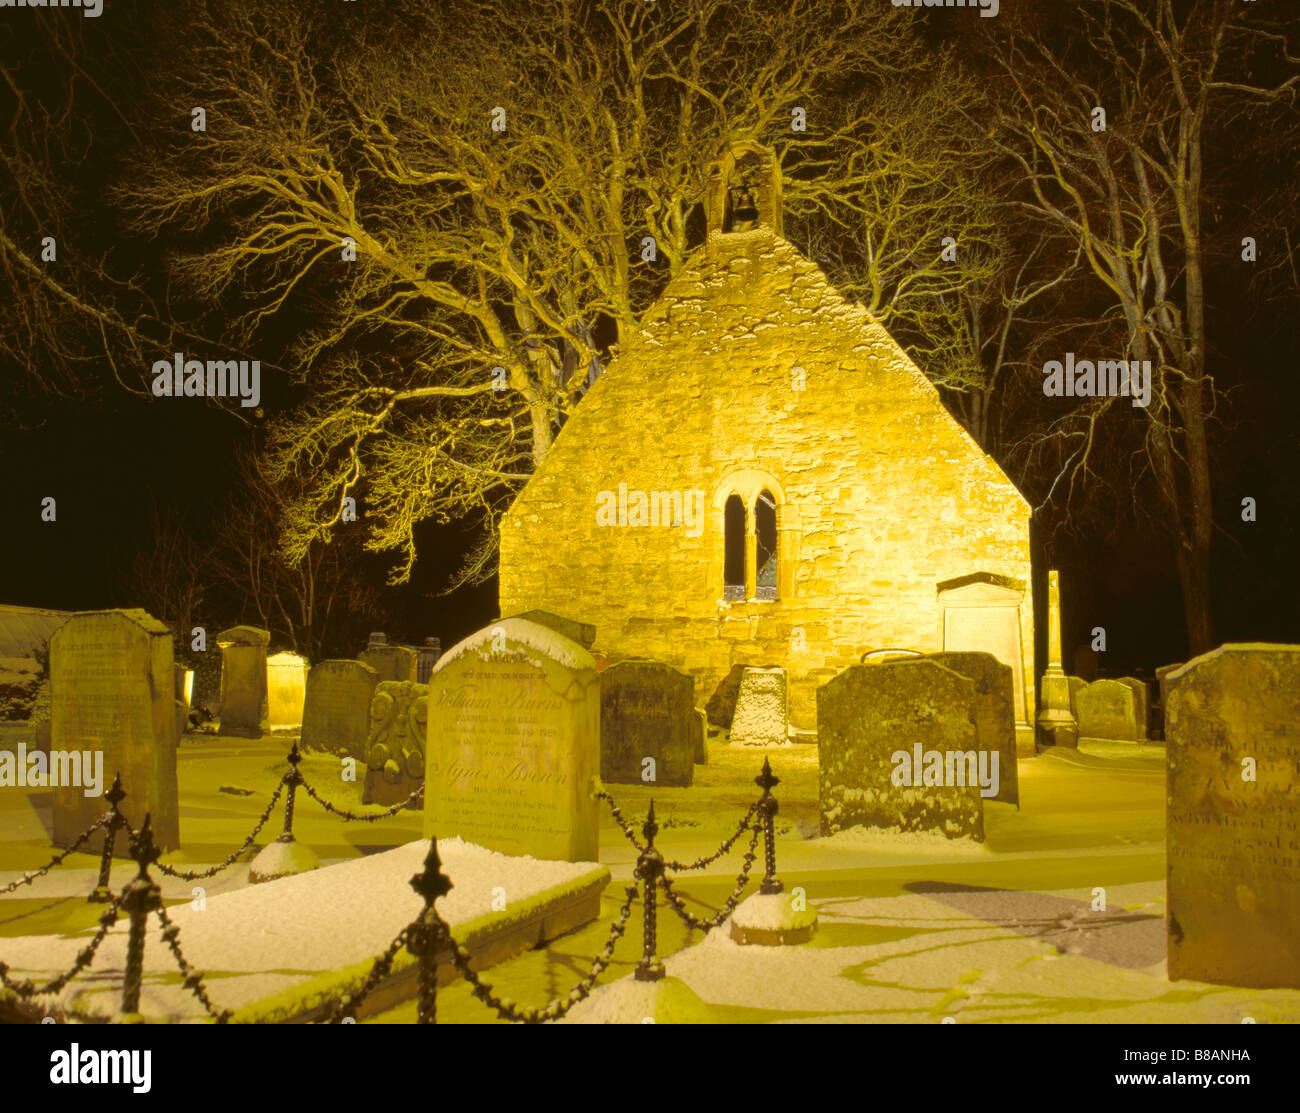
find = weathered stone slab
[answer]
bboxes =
[363,680,427,805]
[1166,644,1300,989]
[1116,677,1151,739]
[216,626,269,738]
[49,610,179,854]
[424,617,599,862]
[510,609,596,649]
[692,709,708,765]
[173,664,193,707]
[300,660,378,760]
[926,651,1018,807]
[730,667,788,746]
[599,660,694,787]
[1068,676,1087,716]
[266,651,309,729]
[817,660,985,841]
[358,645,417,683]
[1075,678,1141,741]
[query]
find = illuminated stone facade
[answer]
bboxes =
[500,148,1035,731]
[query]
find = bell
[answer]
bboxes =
[730,186,759,230]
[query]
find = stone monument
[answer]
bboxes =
[299,659,379,760]
[1035,571,1077,750]
[216,625,270,738]
[600,660,694,787]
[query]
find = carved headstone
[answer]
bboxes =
[926,651,1018,806]
[49,610,179,854]
[363,680,427,806]
[730,667,788,746]
[216,625,270,739]
[1075,678,1141,741]
[818,659,985,841]
[358,644,417,683]
[1166,644,1300,989]
[600,660,694,787]
[300,659,378,760]
[266,651,309,729]
[424,617,599,862]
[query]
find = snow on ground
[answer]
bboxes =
[0,837,604,1021]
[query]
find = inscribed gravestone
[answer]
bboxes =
[600,660,694,787]
[1166,644,1300,989]
[818,660,984,841]
[358,644,417,683]
[363,680,427,805]
[300,659,378,760]
[424,617,599,862]
[266,651,309,729]
[730,667,788,746]
[926,652,1018,806]
[217,626,269,738]
[1075,678,1141,741]
[50,610,179,853]
[1116,677,1151,739]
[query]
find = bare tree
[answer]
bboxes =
[982,0,1299,653]
[110,0,998,584]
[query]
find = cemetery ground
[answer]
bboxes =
[1,724,1297,1024]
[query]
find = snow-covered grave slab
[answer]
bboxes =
[0,838,609,1023]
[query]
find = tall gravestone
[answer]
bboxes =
[300,660,378,760]
[1166,644,1300,989]
[600,660,694,787]
[359,644,417,683]
[818,660,984,840]
[50,610,179,853]
[424,617,599,862]
[730,667,788,746]
[1075,678,1141,741]
[216,625,269,738]
[266,651,309,729]
[363,680,428,805]
[1116,677,1151,739]
[926,651,1018,807]
[1036,570,1077,751]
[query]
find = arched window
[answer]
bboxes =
[755,489,777,601]
[723,495,746,601]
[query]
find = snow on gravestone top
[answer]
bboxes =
[49,609,179,854]
[424,617,599,862]
[1166,644,1300,990]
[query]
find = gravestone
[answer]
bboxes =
[358,644,417,683]
[1166,644,1300,989]
[266,651,309,729]
[363,680,427,805]
[173,664,193,707]
[1075,678,1141,741]
[926,651,1018,807]
[860,648,923,663]
[511,609,596,649]
[600,660,694,787]
[49,610,179,854]
[216,626,270,739]
[1116,677,1151,739]
[299,659,378,760]
[730,667,788,746]
[367,631,389,648]
[424,617,599,862]
[818,659,984,840]
[417,637,442,685]
[705,664,748,728]
[692,709,708,765]
[1068,676,1087,717]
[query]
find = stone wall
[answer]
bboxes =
[500,228,1034,730]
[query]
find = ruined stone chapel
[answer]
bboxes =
[500,144,1035,743]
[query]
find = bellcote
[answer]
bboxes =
[705,141,783,238]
